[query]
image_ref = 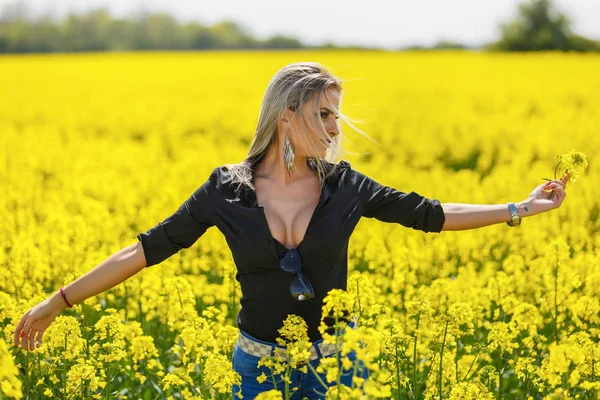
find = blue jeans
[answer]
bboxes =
[231,324,370,399]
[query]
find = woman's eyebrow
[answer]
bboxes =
[320,107,337,113]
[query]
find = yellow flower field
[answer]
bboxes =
[1,50,599,399]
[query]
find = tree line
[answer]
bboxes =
[0,0,598,54]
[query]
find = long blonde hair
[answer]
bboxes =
[225,61,368,193]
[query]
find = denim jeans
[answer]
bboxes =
[231,322,370,399]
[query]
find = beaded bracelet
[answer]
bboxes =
[60,287,73,308]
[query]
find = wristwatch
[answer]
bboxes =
[506,202,521,227]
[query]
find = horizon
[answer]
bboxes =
[1,0,599,50]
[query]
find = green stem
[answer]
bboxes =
[271,369,278,390]
[284,361,290,400]
[356,279,362,321]
[82,302,90,360]
[497,363,504,400]
[65,369,96,400]
[307,361,329,390]
[548,167,569,200]
[25,348,29,397]
[439,322,448,399]
[62,332,67,400]
[455,337,459,384]
[412,314,420,400]
[105,364,112,400]
[396,341,401,399]
[554,251,559,344]
[423,353,438,383]
[462,350,481,381]
[522,369,528,400]
[335,315,341,400]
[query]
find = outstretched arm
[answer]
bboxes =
[440,177,568,231]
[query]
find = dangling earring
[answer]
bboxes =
[283,133,295,176]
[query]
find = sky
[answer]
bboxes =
[2,0,600,49]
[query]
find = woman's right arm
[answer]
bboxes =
[13,241,148,351]
[14,167,219,351]
[51,241,147,309]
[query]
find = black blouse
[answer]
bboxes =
[136,160,445,343]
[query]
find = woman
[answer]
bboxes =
[13,62,568,399]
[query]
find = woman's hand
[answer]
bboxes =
[13,294,66,351]
[525,173,569,214]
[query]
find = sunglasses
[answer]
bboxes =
[279,248,315,301]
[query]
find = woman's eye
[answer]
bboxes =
[320,112,339,120]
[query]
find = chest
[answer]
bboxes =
[253,176,322,250]
[211,171,362,271]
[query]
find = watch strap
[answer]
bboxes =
[506,202,521,227]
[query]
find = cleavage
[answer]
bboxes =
[256,181,320,250]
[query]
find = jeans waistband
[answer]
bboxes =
[237,315,358,362]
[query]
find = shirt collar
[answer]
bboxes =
[241,158,340,208]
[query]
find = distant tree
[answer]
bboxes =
[106,18,136,50]
[488,0,600,52]
[263,35,303,49]
[397,40,467,51]
[318,41,340,50]
[398,44,426,51]
[137,13,186,49]
[569,33,600,52]
[431,40,467,50]
[184,23,217,50]
[63,9,112,52]
[210,20,257,49]
[0,0,374,53]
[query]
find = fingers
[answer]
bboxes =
[22,320,33,351]
[37,330,45,349]
[29,328,38,351]
[551,186,567,203]
[13,311,29,348]
[14,310,47,351]
[544,180,566,190]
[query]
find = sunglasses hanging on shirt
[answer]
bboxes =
[279,248,315,301]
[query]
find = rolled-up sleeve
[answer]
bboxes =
[355,169,445,233]
[137,168,217,267]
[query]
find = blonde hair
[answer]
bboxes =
[225,61,369,193]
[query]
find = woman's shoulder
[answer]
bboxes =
[210,163,252,197]
[319,159,352,175]
[330,159,352,170]
[209,164,236,187]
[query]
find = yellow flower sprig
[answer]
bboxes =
[542,150,588,199]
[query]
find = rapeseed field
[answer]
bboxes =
[1,50,598,399]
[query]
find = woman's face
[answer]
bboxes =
[281,88,340,158]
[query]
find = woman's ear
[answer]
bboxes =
[280,108,295,125]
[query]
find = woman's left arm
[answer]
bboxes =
[440,176,568,231]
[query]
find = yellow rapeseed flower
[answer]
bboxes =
[0,339,22,399]
[255,389,284,400]
[555,150,588,183]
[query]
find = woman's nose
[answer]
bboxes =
[328,123,339,137]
